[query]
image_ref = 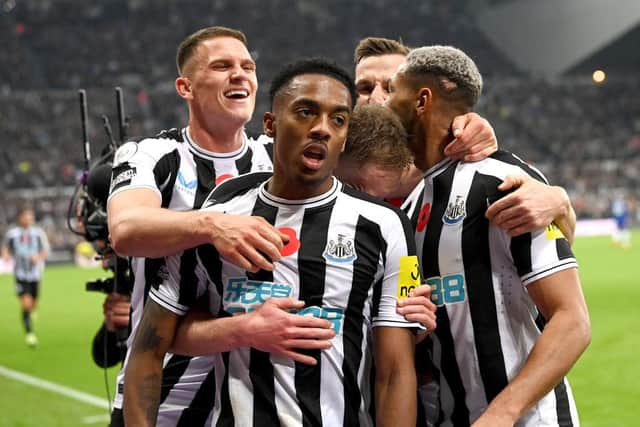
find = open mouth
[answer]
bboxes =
[302,144,327,170]
[224,89,250,99]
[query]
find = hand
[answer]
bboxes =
[245,298,336,365]
[444,112,498,162]
[486,175,569,237]
[396,285,437,340]
[210,214,289,273]
[103,292,131,332]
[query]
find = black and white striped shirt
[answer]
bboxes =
[151,173,421,427]
[403,151,580,427]
[2,225,49,282]
[108,127,273,426]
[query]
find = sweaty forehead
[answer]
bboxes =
[355,54,406,83]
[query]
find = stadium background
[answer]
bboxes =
[0,0,638,425]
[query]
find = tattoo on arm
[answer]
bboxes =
[134,323,163,353]
[139,373,161,426]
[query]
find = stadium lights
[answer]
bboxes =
[592,69,606,84]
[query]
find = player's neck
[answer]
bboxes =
[187,120,245,153]
[267,175,334,201]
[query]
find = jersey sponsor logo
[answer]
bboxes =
[177,170,197,192]
[426,273,466,306]
[223,278,344,332]
[397,255,421,300]
[110,167,137,192]
[545,223,564,240]
[113,141,138,165]
[323,234,357,263]
[298,306,344,334]
[442,195,466,225]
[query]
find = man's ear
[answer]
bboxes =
[416,87,432,114]
[263,112,275,137]
[175,76,192,100]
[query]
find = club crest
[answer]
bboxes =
[442,195,466,225]
[323,234,357,263]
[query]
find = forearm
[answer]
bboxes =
[376,369,417,427]
[554,197,576,246]
[482,310,590,421]
[171,311,251,355]
[123,348,164,427]
[109,207,220,257]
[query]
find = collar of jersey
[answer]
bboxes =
[422,157,456,180]
[258,176,340,208]
[182,127,249,160]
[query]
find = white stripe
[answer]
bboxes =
[0,365,109,409]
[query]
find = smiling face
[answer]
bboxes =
[264,74,351,199]
[176,36,257,131]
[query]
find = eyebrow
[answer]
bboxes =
[293,97,351,113]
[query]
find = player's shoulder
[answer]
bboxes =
[113,128,184,166]
[467,150,548,183]
[4,226,21,238]
[203,171,272,208]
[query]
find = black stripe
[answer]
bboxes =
[246,198,279,427]
[554,378,574,427]
[176,366,216,427]
[235,145,253,174]
[426,165,470,424]
[205,172,271,207]
[295,202,334,427]
[153,151,180,207]
[464,173,509,402]
[196,244,223,297]
[177,248,199,308]
[159,354,192,403]
[216,352,234,427]
[342,215,384,427]
[555,236,574,260]
[194,156,217,209]
[264,141,274,161]
[510,233,533,277]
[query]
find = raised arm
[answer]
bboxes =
[107,188,286,271]
[172,297,336,366]
[472,268,590,426]
[123,299,179,427]
[485,175,577,245]
[374,327,417,427]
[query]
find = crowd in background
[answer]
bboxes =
[1,0,638,252]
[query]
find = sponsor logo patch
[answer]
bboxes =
[545,223,564,240]
[109,167,137,192]
[113,141,138,165]
[397,255,421,300]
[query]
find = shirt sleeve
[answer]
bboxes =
[510,223,578,286]
[148,247,210,316]
[372,209,424,330]
[108,139,176,201]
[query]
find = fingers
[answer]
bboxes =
[267,297,306,310]
[445,113,497,160]
[497,174,526,191]
[274,349,319,366]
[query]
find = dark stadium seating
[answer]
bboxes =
[1,0,638,250]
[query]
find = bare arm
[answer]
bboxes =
[123,300,179,427]
[485,175,577,245]
[172,298,336,365]
[107,188,287,271]
[375,327,417,427]
[472,268,590,426]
